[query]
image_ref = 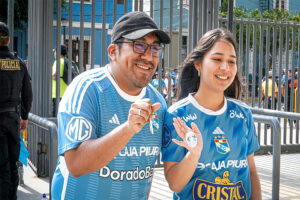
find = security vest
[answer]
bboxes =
[52,58,68,98]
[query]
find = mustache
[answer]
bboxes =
[135,59,154,69]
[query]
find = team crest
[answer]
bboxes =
[214,136,230,154]
[151,112,159,132]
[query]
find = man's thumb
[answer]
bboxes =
[151,103,161,113]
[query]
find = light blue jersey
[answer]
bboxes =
[151,78,166,94]
[51,65,167,200]
[162,94,259,200]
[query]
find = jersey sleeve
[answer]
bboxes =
[57,78,99,156]
[162,111,187,162]
[246,110,260,155]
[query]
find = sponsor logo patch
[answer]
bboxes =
[66,116,92,142]
[193,171,247,200]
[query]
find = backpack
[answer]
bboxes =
[62,58,79,84]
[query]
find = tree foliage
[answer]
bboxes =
[221,6,300,23]
[0,0,68,30]
[0,0,28,30]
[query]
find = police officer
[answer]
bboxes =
[0,22,33,200]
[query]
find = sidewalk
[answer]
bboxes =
[17,164,49,200]
[18,154,300,200]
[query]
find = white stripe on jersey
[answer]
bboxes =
[58,156,70,200]
[168,97,190,113]
[63,68,104,113]
[71,69,106,114]
[76,74,107,114]
[227,98,250,109]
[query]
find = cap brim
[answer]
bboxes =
[122,29,171,44]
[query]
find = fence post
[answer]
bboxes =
[252,114,281,200]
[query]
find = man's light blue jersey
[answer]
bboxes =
[162,94,259,200]
[51,65,167,200]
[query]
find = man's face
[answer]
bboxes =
[112,33,161,94]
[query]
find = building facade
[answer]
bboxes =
[53,0,133,69]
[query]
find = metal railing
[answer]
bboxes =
[27,113,57,198]
[251,107,300,153]
[252,114,281,200]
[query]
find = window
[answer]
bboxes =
[178,0,189,9]
[181,36,187,62]
[274,0,288,10]
[70,0,91,4]
[66,39,89,71]
[117,0,124,4]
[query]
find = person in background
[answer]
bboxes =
[261,70,278,109]
[52,44,68,117]
[164,70,174,98]
[51,11,170,200]
[0,22,33,200]
[171,68,178,97]
[162,28,261,200]
[282,69,297,127]
[152,71,168,97]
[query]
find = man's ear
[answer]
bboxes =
[108,44,117,62]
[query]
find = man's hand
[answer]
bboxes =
[20,119,28,132]
[127,99,161,134]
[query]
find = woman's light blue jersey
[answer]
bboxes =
[162,94,259,200]
[51,65,167,200]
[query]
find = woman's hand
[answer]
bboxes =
[172,117,203,159]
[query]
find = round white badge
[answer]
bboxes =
[185,131,197,148]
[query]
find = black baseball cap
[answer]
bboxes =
[111,12,170,44]
[0,22,9,38]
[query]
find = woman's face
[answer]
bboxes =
[195,39,237,95]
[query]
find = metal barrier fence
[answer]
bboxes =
[251,107,300,153]
[27,113,58,197]
[251,114,281,200]
[219,17,300,144]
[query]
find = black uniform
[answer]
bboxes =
[0,46,32,200]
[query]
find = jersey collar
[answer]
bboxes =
[105,64,146,102]
[188,93,227,115]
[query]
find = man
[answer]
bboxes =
[52,44,75,116]
[52,45,68,116]
[0,22,33,200]
[51,11,170,199]
[262,71,278,109]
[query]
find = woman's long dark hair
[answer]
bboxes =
[177,28,241,100]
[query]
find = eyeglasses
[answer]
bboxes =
[115,40,162,57]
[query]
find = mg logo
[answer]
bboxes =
[66,116,92,142]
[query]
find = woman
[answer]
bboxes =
[162,28,261,200]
